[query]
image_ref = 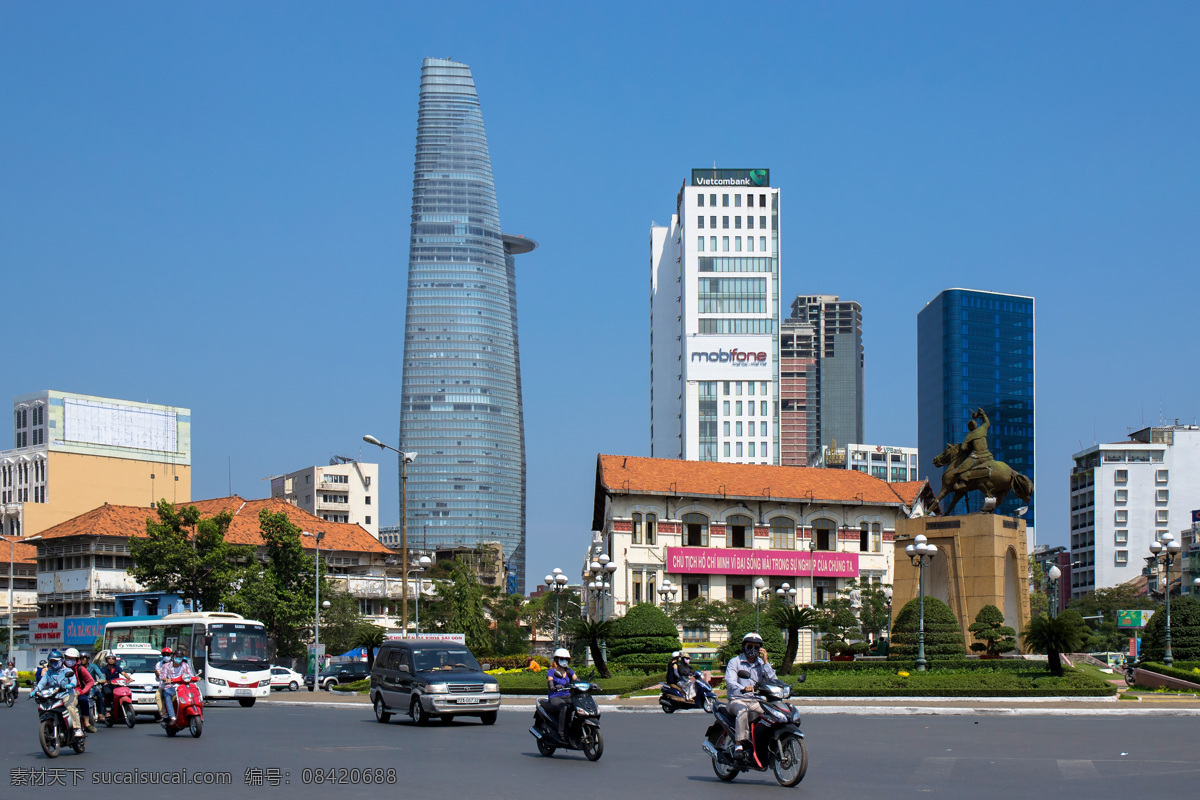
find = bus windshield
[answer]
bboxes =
[208,623,270,671]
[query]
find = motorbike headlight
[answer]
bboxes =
[483,682,499,693]
[208,677,227,686]
[574,707,591,717]
[425,683,448,694]
[791,709,802,724]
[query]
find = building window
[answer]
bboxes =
[770,517,795,549]
[365,516,371,525]
[871,523,882,552]
[748,442,755,457]
[747,215,755,229]
[860,523,870,552]
[736,442,743,457]
[1156,489,1169,504]
[631,513,642,544]
[727,514,753,548]
[735,215,742,228]
[365,496,372,505]
[723,422,730,436]
[722,216,729,229]
[747,237,755,252]
[633,573,642,603]
[682,513,708,547]
[760,421,767,437]
[814,519,836,551]
[1115,530,1127,544]
[710,236,717,251]
[645,513,656,545]
[1114,510,1126,524]
[697,194,705,207]
[723,442,730,457]
[723,401,730,415]
[1156,509,1169,524]
[735,237,742,252]
[697,237,705,251]
[760,401,767,415]
[734,194,742,208]
[1115,550,1128,564]
[722,194,729,207]
[1156,469,1169,483]
[697,216,705,228]
[736,401,743,416]
[722,237,729,252]
[1114,489,1127,503]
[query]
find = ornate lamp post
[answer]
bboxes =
[1046,565,1062,619]
[883,586,893,650]
[586,557,617,661]
[905,534,938,672]
[544,569,568,648]
[775,582,797,606]
[658,579,678,614]
[409,555,432,634]
[1149,532,1182,666]
[753,578,767,630]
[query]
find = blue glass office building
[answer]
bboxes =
[917,289,1035,526]
[399,59,534,590]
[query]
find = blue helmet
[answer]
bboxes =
[48,649,63,665]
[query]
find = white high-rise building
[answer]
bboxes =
[1069,424,1200,597]
[650,169,781,464]
[270,458,379,538]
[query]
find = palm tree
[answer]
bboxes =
[1021,612,1087,676]
[352,623,386,671]
[565,618,616,679]
[769,605,822,673]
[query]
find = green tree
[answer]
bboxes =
[769,603,821,671]
[1028,556,1049,617]
[608,603,682,663]
[353,623,386,670]
[129,501,253,612]
[838,580,892,641]
[816,598,868,657]
[484,589,530,656]
[319,591,366,656]
[566,618,615,678]
[720,611,786,664]
[1068,582,1159,653]
[439,559,491,656]
[968,604,1017,656]
[888,596,967,661]
[1022,610,1088,676]
[1140,596,1200,662]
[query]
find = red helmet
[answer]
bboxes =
[161,647,172,655]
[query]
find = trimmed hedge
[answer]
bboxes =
[1138,661,1200,687]
[494,671,659,696]
[608,603,681,663]
[792,658,1031,673]
[781,666,1116,697]
[888,596,966,660]
[1141,597,1200,662]
[720,612,786,663]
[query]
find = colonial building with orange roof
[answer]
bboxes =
[30,497,407,639]
[589,455,935,658]
[0,536,39,636]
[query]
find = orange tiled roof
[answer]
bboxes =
[887,480,933,506]
[6,540,39,563]
[35,496,389,555]
[597,455,916,507]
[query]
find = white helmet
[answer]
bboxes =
[671,650,682,658]
[63,647,81,659]
[553,648,570,660]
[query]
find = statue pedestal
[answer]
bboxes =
[892,514,1031,654]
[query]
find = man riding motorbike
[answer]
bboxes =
[99,653,133,720]
[160,650,195,725]
[545,648,576,740]
[63,648,97,733]
[35,659,47,683]
[154,647,173,718]
[724,632,777,761]
[35,650,83,739]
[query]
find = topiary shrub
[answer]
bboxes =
[888,596,966,661]
[720,612,786,665]
[1141,596,1200,662]
[607,603,682,664]
[968,604,1017,656]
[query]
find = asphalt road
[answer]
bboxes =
[2,700,1197,799]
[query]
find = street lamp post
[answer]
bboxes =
[409,555,432,634]
[753,577,767,631]
[1149,532,1182,666]
[658,579,677,615]
[775,582,797,606]
[1046,565,1062,619]
[0,534,13,661]
[808,533,818,660]
[364,435,417,633]
[544,569,568,648]
[905,534,938,672]
[302,531,326,691]
[884,587,893,650]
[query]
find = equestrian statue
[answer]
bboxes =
[930,408,1033,516]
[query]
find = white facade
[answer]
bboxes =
[271,461,380,538]
[811,443,920,483]
[1069,425,1200,597]
[651,170,782,464]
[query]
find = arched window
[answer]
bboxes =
[682,513,708,547]
[871,522,882,553]
[726,514,753,548]
[813,519,836,551]
[770,517,795,550]
[645,513,657,546]
[859,522,870,552]
[631,513,642,544]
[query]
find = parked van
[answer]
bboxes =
[369,640,500,725]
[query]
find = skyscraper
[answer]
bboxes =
[779,295,864,465]
[650,169,781,465]
[399,59,534,589]
[917,289,1035,533]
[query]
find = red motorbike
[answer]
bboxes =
[104,677,136,729]
[160,676,203,738]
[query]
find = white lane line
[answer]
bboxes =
[1057,759,1101,780]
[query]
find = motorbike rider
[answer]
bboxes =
[665,650,682,686]
[160,649,195,725]
[676,651,699,700]
[82,653,106,723]
[63,648,97,733]
[35,650,84,739]
[724,632,777,762]
[35,659,47,683]
[154,647,172,717]
[99,653,132,719]
[545,648,576,741]
[1,660,18,702]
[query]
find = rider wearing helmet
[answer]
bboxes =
[1,659,18,702]
[724,632,777,762]
[35,649,84,738]
[35,659,48,683]
[63,647,97,732]
[160,649,196,725]
[665,650,682,687]
[545,648,576,740]
[100,653,132,718]
[154,647,172,717]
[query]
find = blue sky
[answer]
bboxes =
[3,3,1198,591]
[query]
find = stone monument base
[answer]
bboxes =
[892,514,1031,654]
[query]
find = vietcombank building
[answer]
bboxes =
[650,168,782,465]
[589,455,934,659]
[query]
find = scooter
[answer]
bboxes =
[160,676,204,738]
[529,681,604,761]
[104,677,136,728]
[34,687,86,757]
[2,678,17,707]
[701,671,808,787]
[659,674,717,713]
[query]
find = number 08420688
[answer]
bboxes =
[302,768,397,785]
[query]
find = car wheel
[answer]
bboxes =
[289,681,299,692]
[411,698,430,726]
[374,696,391,724]
[480,711,498,725]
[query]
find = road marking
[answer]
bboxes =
[1058,760,1100,780]
[911,756,956,786]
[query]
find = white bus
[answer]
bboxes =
[101,612,272,707]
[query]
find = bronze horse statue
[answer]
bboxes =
[931,441,1033,516]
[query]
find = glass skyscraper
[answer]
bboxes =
[917,289,1035,527]
[399,59,534,590]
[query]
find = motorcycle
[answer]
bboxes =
[104,677,137,729]
[528,681,604,761]
[1123,658,1140,687]
[34,687,86,757]
[660,673,717,713]
[160,676,204,738]
[701,671,808,787]
[2,678,18,707]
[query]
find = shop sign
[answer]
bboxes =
[666,547,858,577]
[31,617,65,646]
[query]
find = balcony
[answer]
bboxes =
[319,481,351,492]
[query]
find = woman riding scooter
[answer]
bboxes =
[99,654,133,721]
[545,649,576,741]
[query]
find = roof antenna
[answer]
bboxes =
[622,457,627,468]
[228,456,232,496]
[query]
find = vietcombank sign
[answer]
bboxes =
[691,168,769,187]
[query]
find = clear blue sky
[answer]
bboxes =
[3,3,1198,591]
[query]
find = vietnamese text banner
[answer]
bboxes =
[666,547,858,577]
